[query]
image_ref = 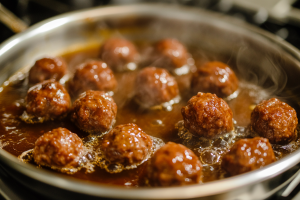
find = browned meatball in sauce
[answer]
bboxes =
[181,92,233,138]
[251,98,298,144]
[147,142,202,186]
[191,61,239,98]
[101,123,153,166]
[99,38,139,72]
[21,80,71,123]
[222,137,276,176]
[151,38,189,74]
[33,128,84,168]
[29,57,67,84]
[135,67,179,108]
[70,90,117,134]
[69,60,117,97]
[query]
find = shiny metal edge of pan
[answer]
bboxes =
[1,3,300,200]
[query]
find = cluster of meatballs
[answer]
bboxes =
[23,38,191,172]
[22,37,298,187]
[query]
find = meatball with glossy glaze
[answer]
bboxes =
[151,38,189,74]
[69,60,117,97]
[135,67,179,108]
[101,123,153,166]
[191,61,239,98]
[29,57,67,84]
[222,137,276,176]
[33,128,84,168]
[21,80,71,123]
[70,90,117,134]
[147,142,202,186]
[181,92,233,138]
[251,98,298,144]
[99,38,139,72]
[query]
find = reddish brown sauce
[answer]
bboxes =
[0,44,299,187]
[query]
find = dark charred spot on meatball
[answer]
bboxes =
[69,60,117,98]
[99,38,140,72]
[221,137,275,176]
[70,90,117,134]
[251,98,298,144]
[101,123,153,166]
[134,67,179,109]
[21,80,71,123]
[181,92,234,138]
[150,38,190,74]
[33,127,84,168]
[28,57,67,84]
[191,61,239,98]
[147,142,202,186]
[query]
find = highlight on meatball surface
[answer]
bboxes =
[101,123,153,166]
[191,61,239,98]
[69,60,117,97]
[150,38,190,75]
[21,80,71,123]
[181,92,234,138]
[251,98,298,144]
[134,66,179,109]
[147,142,202,186]
[29,57,67,84]
[99,38,140,72]
[70,90,117,134]
[33,128,84,168]
[221,137,276,176]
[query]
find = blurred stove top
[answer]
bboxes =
[0,0,300,199]
[1,0,300,49]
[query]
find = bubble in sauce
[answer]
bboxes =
[19,132,164,174]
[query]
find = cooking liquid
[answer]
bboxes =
[0,44,299,187]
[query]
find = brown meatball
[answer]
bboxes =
[135,67,179,108]
[181,92,233,138]
[29,57,67,84]
[222,137,276,176]
[21,80,71,123]
[191,61,239,98]
[99,38,139,72]
[147,142,202,186]
[33,128,84,168]
[101,123,153,165]
[251,98,298,144]
[70,90,117,134]
[69,60,117,97]
[151,38,189,72]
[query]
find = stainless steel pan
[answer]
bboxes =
[1,4,300,200]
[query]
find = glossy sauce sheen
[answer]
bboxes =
[0,44,299,187]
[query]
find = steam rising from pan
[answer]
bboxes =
[236,45,287,96]
[98,17,295,105]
